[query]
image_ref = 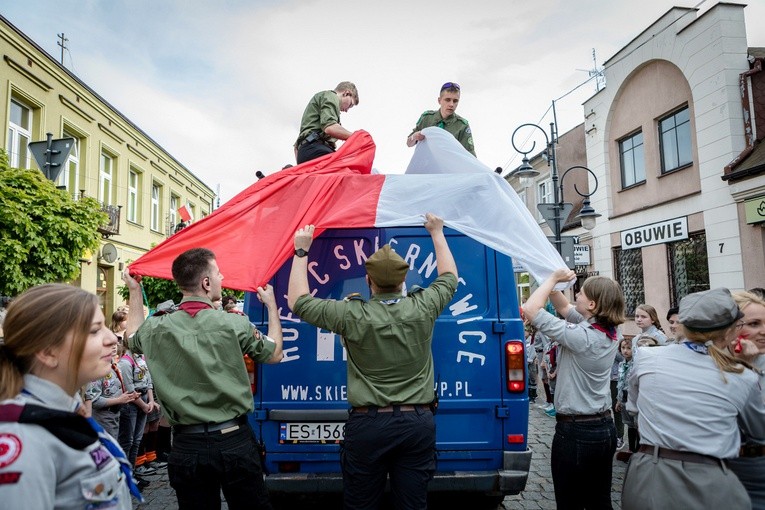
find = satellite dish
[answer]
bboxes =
[100,243,118,264]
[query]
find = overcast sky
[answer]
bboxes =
[3,0,764,203]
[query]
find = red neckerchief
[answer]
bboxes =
[591,323,618,341]
[178,301,212,318]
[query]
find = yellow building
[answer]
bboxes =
[0,15,215,314]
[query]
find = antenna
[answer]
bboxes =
[576,48,605,93]
[57,33,68,66]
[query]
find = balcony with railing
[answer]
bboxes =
[98,204,121,238]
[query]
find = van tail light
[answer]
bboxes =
[505,341,525,392]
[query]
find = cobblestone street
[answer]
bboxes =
[136,402,627,509]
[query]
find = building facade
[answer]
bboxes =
[583,3,764,335]
[1,15,215,315]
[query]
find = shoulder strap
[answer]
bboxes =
[121,354,137,367]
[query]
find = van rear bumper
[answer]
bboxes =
[265,449,532,496]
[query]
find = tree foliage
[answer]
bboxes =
[0,152,107,296]
[117,276,182,310]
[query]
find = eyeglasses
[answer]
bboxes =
[441,82,460,91]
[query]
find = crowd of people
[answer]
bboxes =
[523,283,765,509]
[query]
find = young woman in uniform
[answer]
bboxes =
[0,284,139,508]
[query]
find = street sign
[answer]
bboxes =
[547,235,576,269]
[28,133,75,182]
[537,202,574,234]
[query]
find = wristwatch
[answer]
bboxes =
[294,248,309,258]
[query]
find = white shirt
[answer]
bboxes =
[628,342,765,458]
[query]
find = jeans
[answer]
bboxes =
[341,407,435,510]
[551,417,616,509]
[168,422,272,510]
[118,395,148,467]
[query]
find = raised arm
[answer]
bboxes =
[121,268,146,343]
[522,269,576,322]
[424,213,457,279]
[287,225,315,310]
[257,284,283,363]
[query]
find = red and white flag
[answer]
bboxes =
[128,128,568,291]
[177,205,193,222]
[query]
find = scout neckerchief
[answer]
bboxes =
[178,300,212,318]
[683,340,709,355]
[85,415,144,502]
[113,362,126,393]
[591,323,618,341]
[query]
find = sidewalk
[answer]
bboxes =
[501,402,627,509]
[136,404,628,509]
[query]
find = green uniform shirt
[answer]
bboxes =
[294,273,458,407]
[411,110,475,156]
[129,296,276,426]
[295,90,341,148]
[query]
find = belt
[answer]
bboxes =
[173,415,247,435]
[740,444,765,458]
[352,405,431,414]
[638,445,725,466]
[555,410,611,422]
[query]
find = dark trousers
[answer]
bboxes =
[609,381,624,439]
[168,422,272,510]
[296,141,334,164]
[341,407,435,510]
[118,395,148,467]
[551,418,617,509]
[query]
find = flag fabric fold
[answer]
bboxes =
[128,128,569,291]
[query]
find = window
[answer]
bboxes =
[127,170,139,222]
[57,132,80,192]
[151,184,161,231]
[613,246,644,317]
[619,131,645,188]
[7,99,31,168]
[99,151,114,205]
[667,233,709,307]
[169,194,179,230]
[659,107,692,173]
[537,178,553,222]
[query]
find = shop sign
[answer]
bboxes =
[621,217,688,250]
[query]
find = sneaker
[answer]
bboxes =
[616,438,625,450]
[134,465,158,476]
[544,406,556,417]
[538,402,552,409]
[529,398,536,404]
[136,478,151,490]
[147,460,168,470]
[544,403,555,411]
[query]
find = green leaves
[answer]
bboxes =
[0,154,107,296]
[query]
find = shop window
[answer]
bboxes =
[613,246,645,317]
[667,233,709,307]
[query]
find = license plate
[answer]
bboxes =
[279,422,344,443]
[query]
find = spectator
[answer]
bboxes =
[665,306,683,343]
[622,288,765,509]
[633,304,668,347]
[122,248,283,510]
[85,342,139,440]
[0,284,139,507]
[729,290,765,509]
[614,338,636,461]
[523,271,625,509]
[287,214,458,510]
[610,340,626,450]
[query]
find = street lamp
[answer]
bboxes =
[510,122,601,263]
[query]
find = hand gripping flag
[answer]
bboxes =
[128,128,570,291]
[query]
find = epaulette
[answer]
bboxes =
[344,292,366,302]
[408,285,425,294]
[417,110,436,121]
[455,114,469,126]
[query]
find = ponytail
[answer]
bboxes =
[0,345,23,400]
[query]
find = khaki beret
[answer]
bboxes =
[365,245,409,288]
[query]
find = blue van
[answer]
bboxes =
[244,226,531,507]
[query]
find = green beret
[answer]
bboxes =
[365,245,409,287]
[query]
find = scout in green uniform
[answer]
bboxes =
[407,81,476,156]
[287,213,458,510]
[294,81,359,164]
[122,248,283,510]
